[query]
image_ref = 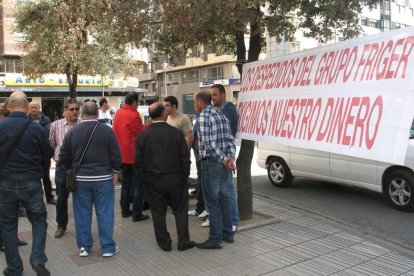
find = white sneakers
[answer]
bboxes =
[79,247,88,257]
[188,210,198,216]
[201,219,210,227]
[188,210,209,218]
[198,210,208,218]
[103,246,119,257]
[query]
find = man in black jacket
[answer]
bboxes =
[0,91,53,276]
[135,102,195,252]
[29,101,56,205]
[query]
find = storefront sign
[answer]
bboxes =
[5,74,109,87]
[199,79,230,88]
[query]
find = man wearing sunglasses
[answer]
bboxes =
[49,99,81,239]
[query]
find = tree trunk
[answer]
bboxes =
[65,63,78,99]
[236,19,262,220]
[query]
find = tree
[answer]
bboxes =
[151,0,379,219]
[14,0,152,99]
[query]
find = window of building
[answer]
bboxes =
[410,8,414,16]
[5,59,15,73]
[167,72,179,85]
[152,83,156,92]
[182,70,199,83]
[202,66,223,81]
[0,60,5,74]
[369,19,379,28]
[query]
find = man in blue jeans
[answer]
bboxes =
[193,91,237,249]
[211,84,239,231]
[59,101,121,257]
[0,91,53,276]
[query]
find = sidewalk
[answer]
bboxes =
[2,184,414,276]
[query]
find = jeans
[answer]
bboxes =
[200,159,233,246]
[55,165,70,229]
[194,159,206,214]
[121,164,143,217]
[0,179,48,275]
[229,179,239,227]
[72,180,116,254]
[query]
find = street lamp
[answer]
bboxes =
[162,62,168,97]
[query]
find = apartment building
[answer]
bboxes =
[0,0,145,120]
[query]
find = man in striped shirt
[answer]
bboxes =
[193,91,237,250]
[49,99,80,238]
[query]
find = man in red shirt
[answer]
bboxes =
[113,93,149,222]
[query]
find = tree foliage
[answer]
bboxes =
[151,0,380,219]
[14,0,152,98]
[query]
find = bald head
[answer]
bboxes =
[9,91,28,112]
[82,101,99,119]
[149,102,167,121]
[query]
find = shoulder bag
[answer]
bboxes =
[66,122,99,192]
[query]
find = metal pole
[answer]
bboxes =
[164,69,168,97]
[102,76,105,97]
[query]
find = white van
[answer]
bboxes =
[257,120,414,211]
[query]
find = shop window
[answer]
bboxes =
[0,60,5,74]
[6,59,15,73]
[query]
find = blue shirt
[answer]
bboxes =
[221,101,238,137]
[197,105,236,162]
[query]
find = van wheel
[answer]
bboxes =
[385,170,414,212]
[267,157,293,187]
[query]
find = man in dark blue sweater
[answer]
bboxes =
[0,91,53,276]
[59,101,121,258]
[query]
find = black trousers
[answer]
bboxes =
[120,164,143,216]
[42,159,54,201]
[144,173,190,249]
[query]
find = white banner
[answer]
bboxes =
[236,27,414,165]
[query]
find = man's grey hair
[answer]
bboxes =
[82,101,99,116]
[64,98,79,109]
[194,91,211,105]
[9,91,28,108]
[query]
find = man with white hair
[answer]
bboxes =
[0,91,53,276]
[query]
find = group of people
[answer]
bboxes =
[0,84,239,275]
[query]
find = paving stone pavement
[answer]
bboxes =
[2,183,414,276]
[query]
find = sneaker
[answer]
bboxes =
[188,210,198,216]
[103,246,119,257]
[79,247,89,257]
[232,225,238,232]
[201,218,209,227]
[198,210,208,218]
[54,228,65,238]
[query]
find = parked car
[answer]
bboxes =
[257,120,414,211]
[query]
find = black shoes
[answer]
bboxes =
[223,236,234,244]
[178,241,196,251]
[132,214,150,222]
[31,264,50,276]
[121,210,133,218]
[158,241,172,252]
[196,240,222,249]
[3,268,11,276]
[18,239,28,246]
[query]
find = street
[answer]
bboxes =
[248,147,414,255]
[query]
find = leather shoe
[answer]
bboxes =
[54,228,65,238]
[18,239,28,246]
[3,268,11,276]
[223,236,234,244]
[196,240,222,249]
[121,210,132,218]
[132,214,149,222]
[31,264,50,276]
[0,245,4,252]
[178,241,196,251]
[158,241,172,252]
[47,198,57,205]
